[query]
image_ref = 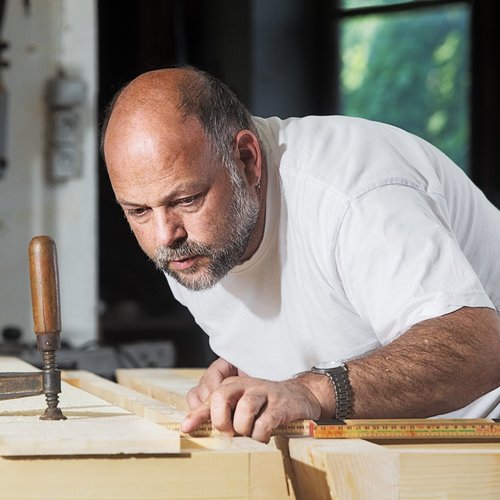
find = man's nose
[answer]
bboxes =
[153,208,187,248]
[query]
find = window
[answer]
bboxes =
[336,1,471,172]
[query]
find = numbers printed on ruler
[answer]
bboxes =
[310,419,500,439]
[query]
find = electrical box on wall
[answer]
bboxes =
[46,72,86,181]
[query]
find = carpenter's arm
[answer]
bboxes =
[182,306,500,442]
[302,306,500,418]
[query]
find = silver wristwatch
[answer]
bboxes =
[311,361,352,420]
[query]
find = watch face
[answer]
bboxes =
[314,361,344,370]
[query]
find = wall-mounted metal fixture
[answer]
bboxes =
[46,71,86,182]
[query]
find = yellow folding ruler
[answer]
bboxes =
[309,418,500,440]
[177,418,499,440]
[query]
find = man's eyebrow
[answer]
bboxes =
[115,182,205,207]
[115,198,143,207]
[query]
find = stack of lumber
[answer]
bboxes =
[1,357,499,499]
[0,358,291,500]
[115,367,500,500]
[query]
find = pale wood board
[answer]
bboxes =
[63,369,188,427]
[0,360,293,499]
[287,437,500,499]
[115,367,204,410]
[391,442,500,499]
[1,451,250,500]
[115,367,500,499]
[114,369,500,498]
[0,357,180,455]
[63,370,294,499]
[0,447,295,500]
[322,440,399,499]
[62,369,294,500]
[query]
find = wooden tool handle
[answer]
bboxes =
[29,235,61,336]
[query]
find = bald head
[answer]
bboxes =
[105,68,186,126]
[101,67,259,174]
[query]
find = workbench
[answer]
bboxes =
[1,357,499,499]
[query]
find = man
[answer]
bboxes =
[102,67,500,443]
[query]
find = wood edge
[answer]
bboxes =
[62,370,185,425]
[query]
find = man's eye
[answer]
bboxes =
[126,208,148,218]
[178,194,199,206]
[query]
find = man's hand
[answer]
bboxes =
[181,375,325,443]
[186,357,239,412]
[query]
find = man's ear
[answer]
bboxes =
[234,130,262,189]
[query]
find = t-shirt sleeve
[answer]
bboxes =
[334,184,495,345]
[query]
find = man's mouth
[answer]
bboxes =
[169,255,200,271]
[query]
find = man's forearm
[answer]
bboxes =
[346,307,500,418]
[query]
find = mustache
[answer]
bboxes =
[154,240,213,264]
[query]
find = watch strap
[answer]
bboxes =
[312,364,352,420]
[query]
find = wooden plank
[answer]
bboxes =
[115,367,204,410]
[63,369,295,499]
[287,438,399,500]
[63,370,226,437]
[287,437,500,499]
[62,369,188,426]
[1,450,251,500]
[0,357,180,455]
[391,442,500,499]
[0,360,293,499]
[0,444,296,499]
[321,440,399,500]
[0,442,293,499]
[115,368,500,498]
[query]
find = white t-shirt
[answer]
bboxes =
[167,116,500,418]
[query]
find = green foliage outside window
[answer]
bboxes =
[340,5,470,171]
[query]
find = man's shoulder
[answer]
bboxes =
[255,115,389,149]
[257,115,445,203]
[255,114,401,138]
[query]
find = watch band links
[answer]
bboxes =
[314,365,352,420]
[328,368,352,420]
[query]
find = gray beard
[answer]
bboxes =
[153,170,260,291]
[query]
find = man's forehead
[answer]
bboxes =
[104,102,207,162]
[105,112,217,190]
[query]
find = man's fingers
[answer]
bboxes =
[180,401,211,433]
[186,386,204,410]
[185,376,318,443]
[210,389,242,435]
[194,358,239,402]
[203,358,237,391]
[220,375,241,386]
[251,410,280,443]
[231,392,267,437]
[195,383,212,405]
[186,358,239,411]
